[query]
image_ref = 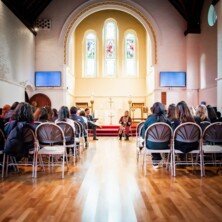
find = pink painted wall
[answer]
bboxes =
[199,0,217,106]
[33,0,218,109]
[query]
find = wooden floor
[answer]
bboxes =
[0,138,222,222]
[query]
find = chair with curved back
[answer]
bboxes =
[4,125,37,178]
[0,129,5,177]
[136,121,145,162]
[143,122,173,174]
[73,121,85,156]
[35,122,68,178]
[202,122,222,171]
[200,121,211,131]
[172,122,203,177]
[56,121,77,164]
[78,121,88,149]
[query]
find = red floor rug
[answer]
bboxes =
[89,125,137,137]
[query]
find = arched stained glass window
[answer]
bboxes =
[125,32,137,76]
[104,19,117,76]
[84,32,97,77]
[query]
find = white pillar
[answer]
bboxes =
[186,34,200,106]
[216,1,222,112]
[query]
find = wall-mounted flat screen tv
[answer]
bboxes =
[35,71,61,87]
[160,72,186,87]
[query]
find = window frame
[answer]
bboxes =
[82,30,98,78]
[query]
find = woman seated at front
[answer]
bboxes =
[119,110,132,140]
[141,102,171,169]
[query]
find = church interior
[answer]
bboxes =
[0,0,222,221]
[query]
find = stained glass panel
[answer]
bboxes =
[105,40,115,59]
[104,20,117,76]
[85,32,96,77]
[86,39,96,59]
[125,32,137,76]
[126,39,135,59]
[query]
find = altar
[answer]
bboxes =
[75,96,148,125]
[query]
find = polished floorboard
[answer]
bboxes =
[0,138,222,222]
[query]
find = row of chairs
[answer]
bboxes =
[0,120,87,178]
[136,121,222,176]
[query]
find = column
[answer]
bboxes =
[216,1,222,112]
[186,34,200,106]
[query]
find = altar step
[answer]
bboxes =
[89,125,137,137]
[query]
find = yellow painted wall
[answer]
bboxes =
[74,10,146,94]
[74,10,147,124]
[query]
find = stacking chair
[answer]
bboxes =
[202,122,222,172]
[143,123,173,174]
[77,121,88,149]
[74,121,88,149]
[0,129,5,177]
[172,122,203,177]
[34,121,42,128]
[56,121,77,164]
[136,121,145,162]
[35,123,68,178]
[73,121,84,155]
[4,126,37,178]
[200,121,211,131]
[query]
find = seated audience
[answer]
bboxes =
[195,104,210,122]
[45,106,53,122]
[79,110,88,124]
[52,108,58,122]
[33,107,41,121]
[55,106,74,128]
[216,111,222,122]
[167,104,180,130]
[4,102,19,122]
[4,102,35,159]
[38,107,49,122]
[189,106,196,117]
[207,105,218,123]
[4,102,34,136]
[0,104,11,120]
[141,102,171,168]
[85,108,99,140]
[70,106,86,126]
[119,110,132,141]
[175,101,199,153]
[200,101,207,106]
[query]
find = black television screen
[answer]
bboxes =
[160,72,186,87]
[35,71,61,87]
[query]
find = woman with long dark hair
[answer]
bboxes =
[55,106,74,128]
[4,101,19,122]
[4,102,34,136]
[167,103,180,130]
[142,102,171,168]
[207,105,218,123]
[175,101,199,153]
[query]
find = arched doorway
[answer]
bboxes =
[30,93,51,108]
[59,0,159,124]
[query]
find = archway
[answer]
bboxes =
[59,0,159,124]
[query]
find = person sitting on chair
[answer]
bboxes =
[85,108,100,140]
[119,110,132,141]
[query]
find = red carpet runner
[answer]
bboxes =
[91,125,137,137]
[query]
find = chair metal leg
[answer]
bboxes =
[173,152,176,177]
[170,153,173,176]
[2,153,5,178]
[6,155,9,177]
[65,152,69,171]
[62,153,65,179]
